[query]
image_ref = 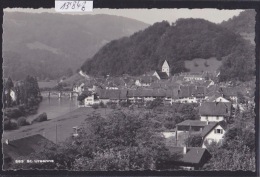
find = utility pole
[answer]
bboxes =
[56,124,58,144]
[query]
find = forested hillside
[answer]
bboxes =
[221,10,255,34]
[221,10,255,45]
[81,18,255,81]
[3,12,148,80]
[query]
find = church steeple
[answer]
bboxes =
[162,60,170,76]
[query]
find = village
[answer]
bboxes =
[3,59,255,170]
[2,8,256,171]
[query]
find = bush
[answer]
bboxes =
[4,108,23,119]
[185,134,203,147]
[92,104,99,109]
[4,119,18,130]
[17,117,29,126]
[119,101,129,107]
[99,101,107,108]
[146,98,163,109]
[32,112,48,123]
[107,101,117,109]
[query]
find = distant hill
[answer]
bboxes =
[81,18,255,81]
[221,10,255,44]
[3,12,148,80]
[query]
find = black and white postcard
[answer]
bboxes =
[2,5,257,173]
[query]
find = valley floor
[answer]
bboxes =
[3,107,113,143]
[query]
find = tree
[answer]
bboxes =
[77,91,92,102]
[203,106,255,171]
[4,77,14,107]
[237,91,247,104]
[185,134,203,147]
[11,111,171,170]
[146,98,163,109]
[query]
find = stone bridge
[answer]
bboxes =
[41,91,79,98]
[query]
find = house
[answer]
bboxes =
[73,83,85,94]
[199,102,232,122]
[201,80,215,88]
[159,146,211,170]
[201,122,227,148]
[153,70,169,80]
[180,72,205,82]
[175,120,226,149]
[98,89,127,104]
[176,120,209,135]
[220,87,238,104]
[3,134,55,169]
[81,93,101,107]
[207,96,230,103]
[147,60,170,80]
[176,86,197,103]
[135,76,158,87]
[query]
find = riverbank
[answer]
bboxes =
[3,107,113,143]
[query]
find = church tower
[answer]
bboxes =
[162,60,170,76]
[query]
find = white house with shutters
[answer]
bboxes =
[201,123,226,148]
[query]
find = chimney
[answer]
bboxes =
[5,139,9,145]
[206,121,209,125]
[183,146,187,154]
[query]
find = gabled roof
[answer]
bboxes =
[3,134,54,160]
[177,120,212,127]
[199,102,231,116]
[220,87,238,97]
[167,146,211,165]
[138,76,158,84]
[179,86,195,98]
[162,60,170,68]
[201,121,227,138]
[99,89,127,100]
[156,70,169,79]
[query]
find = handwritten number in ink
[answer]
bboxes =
[60,2,66,9]
[81,1,86,11]
[77,1,81,8]
[72,1,76,9]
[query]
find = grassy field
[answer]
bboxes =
[184,57,222,73]
[3,107,113,143]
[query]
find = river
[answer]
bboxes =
[26,96,79,122]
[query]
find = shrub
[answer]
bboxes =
[107,101,117,109]
[4,119,18,130]
[146,98,163,109]
[17,117,29,126]
[185,134,203,147]
[92,104,99,109]
[4,108,23,119]
[32,112,48,123]
[119,101,128,107]
[99,101,106,108]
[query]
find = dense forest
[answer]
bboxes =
[3,12,148,80]
[221,10,255,34]
[81,17,255,82]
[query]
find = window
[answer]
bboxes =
[214,129,223,134]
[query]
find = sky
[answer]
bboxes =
[4,8,245,24]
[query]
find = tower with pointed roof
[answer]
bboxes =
[162,60,170,76]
